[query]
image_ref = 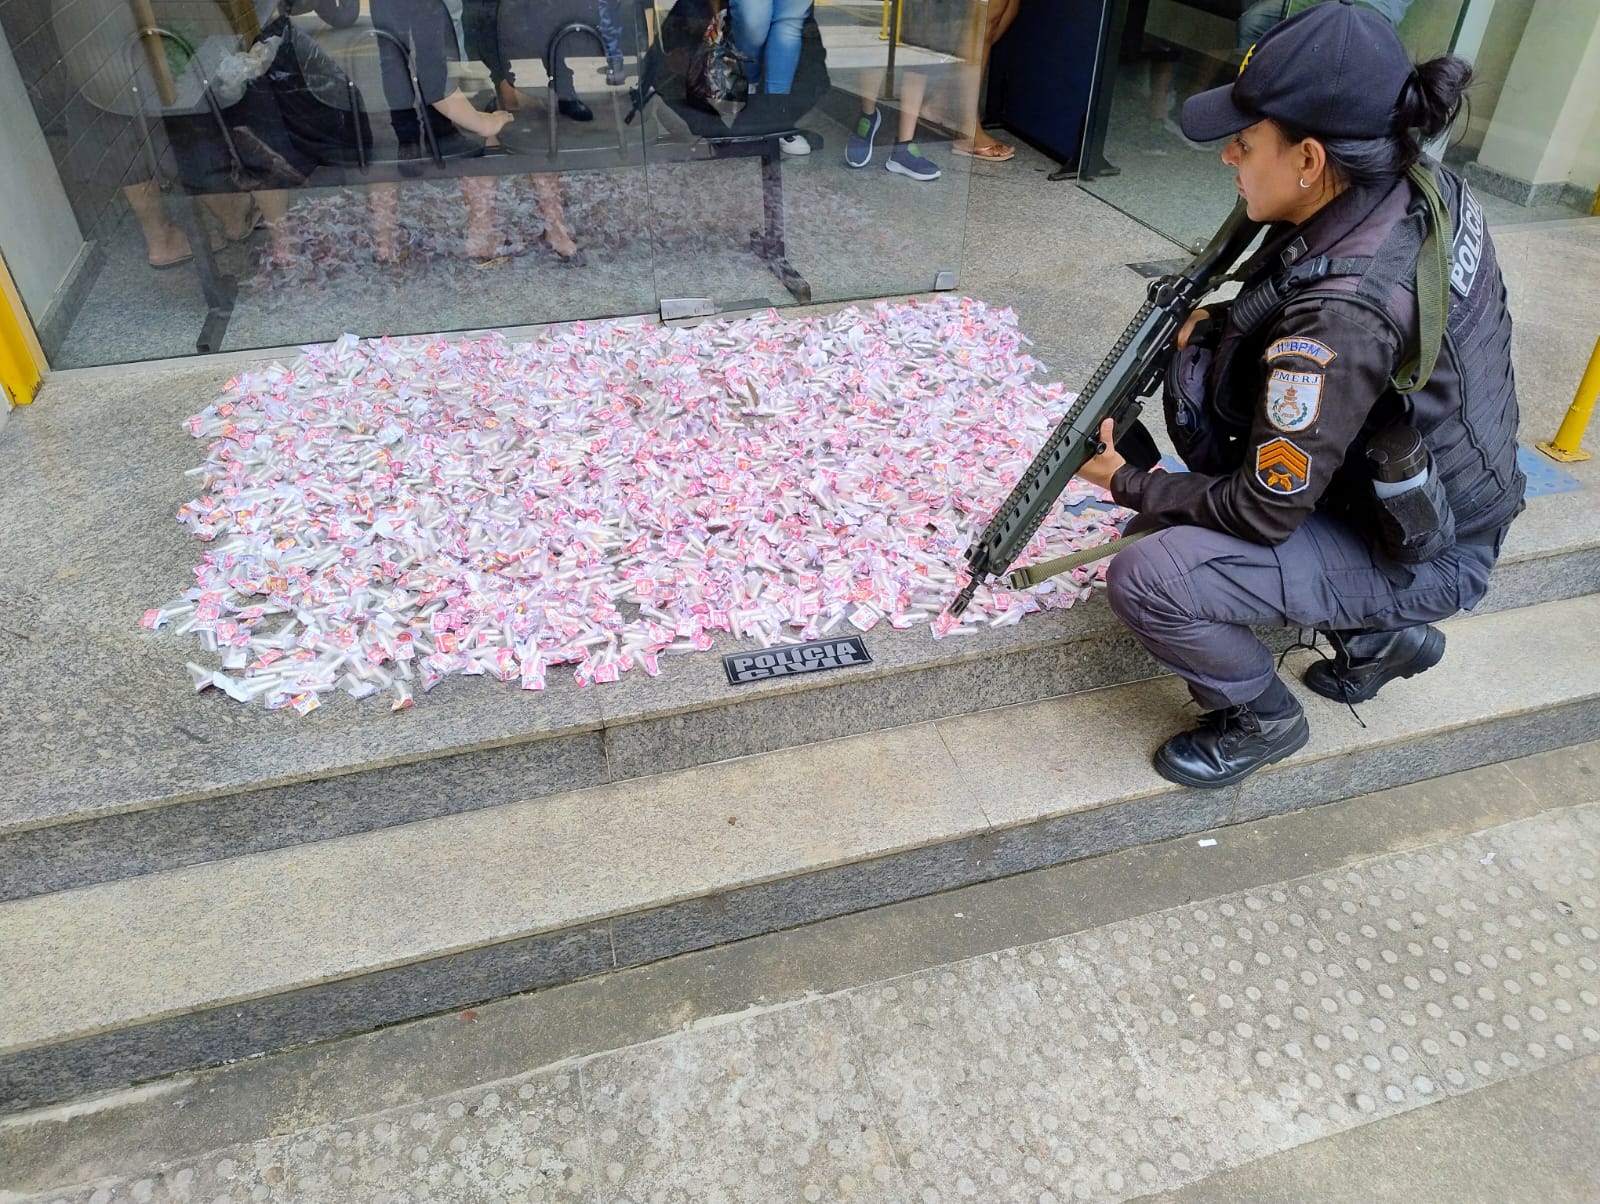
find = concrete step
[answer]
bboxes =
[4,476,1597,905]
[4,591,1598,1113]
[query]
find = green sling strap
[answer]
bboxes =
[1392,160,1452,395]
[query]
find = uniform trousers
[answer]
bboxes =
[1104,513,1498,710]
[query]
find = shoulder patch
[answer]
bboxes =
[1255,437,1311,495]
[1266,336,1336,366]
[1265,368,1322,432]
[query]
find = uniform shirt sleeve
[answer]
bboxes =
[1109,296,1403,545]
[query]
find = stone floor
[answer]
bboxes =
[4,738,1597,1202]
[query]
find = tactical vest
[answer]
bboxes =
[1221,166,1526,542]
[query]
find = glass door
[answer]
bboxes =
[1077,0,1474,253]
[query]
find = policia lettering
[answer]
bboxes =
[1450,187,1484,297]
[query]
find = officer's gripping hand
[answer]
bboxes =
[1076,418,1126,492]
[1177,307,1211,350]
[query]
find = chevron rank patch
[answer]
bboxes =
[1255,437,1310,494]
[1265,368,1322,432]
[1266,336,1336,366]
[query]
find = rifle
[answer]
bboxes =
[948,201,1264,617]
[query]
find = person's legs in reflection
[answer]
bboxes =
[252,190,295,267]
[730,0,811,95]
[367,183,403,263]
[480,0,534,110]
[730,0,812,147]
[124,180,196,268]
[206,194,258,242]
[530,174,578,260]
[461,175,505,260]
[954,0,1018,161]
[846,69,938,179]
[548,40,594,122]
[125,184,259,267]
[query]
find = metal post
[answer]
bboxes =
[880,0,900,102]
[1537,333,1598,463]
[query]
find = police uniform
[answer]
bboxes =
[1098,0,1524,788]
[1104,166,1523,711]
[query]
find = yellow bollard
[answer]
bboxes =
[879,0,902,42]
[1,252,44,407]
[1537,333,1599,463]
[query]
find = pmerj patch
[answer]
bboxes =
[1265,336,1336,366]
[1265,367,1322,432]
[1255,437,1311,494]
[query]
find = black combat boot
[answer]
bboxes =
[1154,691,1310,789]
[1303,625,1445,704]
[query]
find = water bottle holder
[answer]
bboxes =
[1373,472,1456,564]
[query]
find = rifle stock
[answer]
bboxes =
[948,201,1263,616]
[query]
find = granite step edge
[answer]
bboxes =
[3,691,1593,1114]
[3,596,1597,1110]
[0,603,1128,838]
[0,620,1165,903]
[8,519,1593,841]
[5,550,1596,904]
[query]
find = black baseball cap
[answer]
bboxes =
[1180,0,1416,142]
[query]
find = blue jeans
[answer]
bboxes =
[730,0,811,95]
[1236,0,1288,50]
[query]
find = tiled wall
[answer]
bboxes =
[2,0,126,254]
[0,0,251,266]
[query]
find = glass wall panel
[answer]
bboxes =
[634,0,972,315]
[1,0,979,368]
[1077,0,1597,253]
[0,0,661,366]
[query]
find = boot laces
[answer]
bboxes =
[1278,627,1367,729]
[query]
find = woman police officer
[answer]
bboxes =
[1076,0,1524,789]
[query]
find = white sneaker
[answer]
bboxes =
[779,133,811,157]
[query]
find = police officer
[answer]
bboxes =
[1076,0,1524,789]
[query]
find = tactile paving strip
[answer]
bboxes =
[18,806,1600,1204]
[848,945,1220,1202]
[581,999,903,1204]
[1291,826,1600,1096]
[1070,891,1439,1165]
[26,1069,595,1203]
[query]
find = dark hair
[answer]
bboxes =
[1274,54,1473,189]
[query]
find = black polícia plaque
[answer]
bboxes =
[723,636,872,685]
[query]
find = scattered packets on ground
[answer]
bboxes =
[147,296,1129,713]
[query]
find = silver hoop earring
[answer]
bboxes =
[1298,178,1311,189]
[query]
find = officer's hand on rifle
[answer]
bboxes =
[1177,307,1212,350]
[1076,419,1126,492]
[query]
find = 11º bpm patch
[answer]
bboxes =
[724,636,873,685]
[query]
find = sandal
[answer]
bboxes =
[222,200,265,243]
[953,140,1016,162]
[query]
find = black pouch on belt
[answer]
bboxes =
[1366,424,1456,563]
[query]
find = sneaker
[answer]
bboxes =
[779,132,811,157]
[886,141,940,180]
[845,108,881,168]
[1303,625,1446,703]
[1153,697,1310,789]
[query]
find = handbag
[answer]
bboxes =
[686,3,750,112]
